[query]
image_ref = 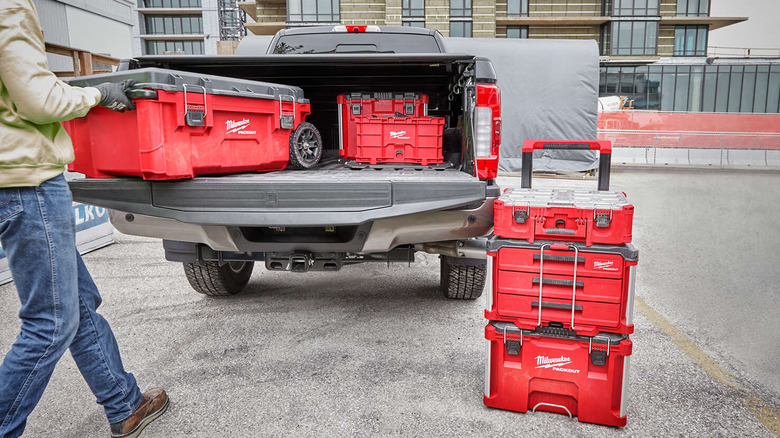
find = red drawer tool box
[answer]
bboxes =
[64,68,311,180]
[353,116,444,165]
[337,92,429,160]
[484,321,632,427]
[493,141,634,246]
[485,238,638,336]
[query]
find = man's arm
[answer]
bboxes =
[0,2,101,125]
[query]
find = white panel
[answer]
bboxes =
[66,6,134,59]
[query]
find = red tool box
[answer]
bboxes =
[64,68,315,180]
[353,116,444,165]
[486,238,638,336]
[493,141,634,246]
[337,92,429,160]
[484,321,632,427]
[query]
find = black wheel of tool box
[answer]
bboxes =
[440,255,486,300]
[183,261,254,297]
[289,122,323,169]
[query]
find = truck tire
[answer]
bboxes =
[289,122,323,169]
[183,261,254,297]
[440,255,486,300]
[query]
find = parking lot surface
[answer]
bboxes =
[1,168,778,437]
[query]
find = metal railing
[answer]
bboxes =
[598,130,780,167]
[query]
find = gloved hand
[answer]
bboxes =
[94,79,137,112]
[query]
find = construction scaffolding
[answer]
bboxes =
[218,0,247,41]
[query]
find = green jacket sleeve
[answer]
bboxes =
[0,1,101,125]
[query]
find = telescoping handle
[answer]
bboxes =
[521,140,613,191]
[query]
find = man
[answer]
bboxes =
[0,1,168,437]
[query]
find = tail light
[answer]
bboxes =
[474,83,501,180]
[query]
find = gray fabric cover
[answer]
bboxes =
[443,38,600,172]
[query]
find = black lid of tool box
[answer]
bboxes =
[487,237,639,262]
[67,67,308,103]
[490,321,629,344]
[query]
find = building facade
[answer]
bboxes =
[133,0,247,56]
[240,0,780,114]
[33,0,136,72]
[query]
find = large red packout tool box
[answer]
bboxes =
[337,92,429,160]
[484,321,632,427]
[485,238,638,336]
[64,68,312,180]
[493,141,634,246]
[353,116,445,165]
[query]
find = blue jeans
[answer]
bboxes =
[0,174,143,438]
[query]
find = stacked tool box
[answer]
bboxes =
[483,140,637,427]
[337,92,445,165]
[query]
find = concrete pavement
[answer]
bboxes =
[1,168,778,437]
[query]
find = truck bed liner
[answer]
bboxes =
[69,161,489,227]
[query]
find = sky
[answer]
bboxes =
[708,0,780,56]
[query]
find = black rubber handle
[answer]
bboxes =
[532,300,583,311]
[532,278,584,287]
[521,140,612,191]
[127,89,158,100]
[533,254,585,263]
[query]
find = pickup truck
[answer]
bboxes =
[69,25,502,299]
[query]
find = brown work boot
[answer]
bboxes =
[110,388,169,438]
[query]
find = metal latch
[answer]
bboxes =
[589,335,611,366]
[279,95,297,129]
[513,203,530,224]
[594,206,613,228]
[351,103,361,115]
[183,84,206,127]
[503,326,523,356]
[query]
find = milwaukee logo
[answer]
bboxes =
[389,131,411,140]
[535,355,581,374]
[225,118,256,135]
[593,260,620,272]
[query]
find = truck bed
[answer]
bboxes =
[69,160,492,227]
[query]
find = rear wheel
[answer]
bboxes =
[289,122,323,169]
[440,255,486,300]
[183,261,254,297]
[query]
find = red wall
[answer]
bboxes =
[599,112,780,133]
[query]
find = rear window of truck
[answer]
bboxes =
[272,33,441,54]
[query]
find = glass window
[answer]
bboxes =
[450,21,472,37]
[402,0,425,27]
[767,67,780,113]
[288,0,340,23]
[450,0,472,17]
[144,0,201,7]
[660,67,675,111]
[688,66,703,112]
[715,67,730,112]
[754,66,770,113]
[674,25,707,56]
[507,0,528,17]
[145,39,203,55]
[676,0,709,16]
[674,66,690,111]
[144,15,202,35]
[612,0,659,16]
[740,66,756,113]
[727,66,743,113]
[506,26,528,38]
[611,21,657,55]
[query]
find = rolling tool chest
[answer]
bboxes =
[484,140,638,427]
[64,68,314,180]
[337,92,444,165]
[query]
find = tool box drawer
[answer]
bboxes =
[492,246,630,280]
[490,293,626,333]
[495,270,627,304]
